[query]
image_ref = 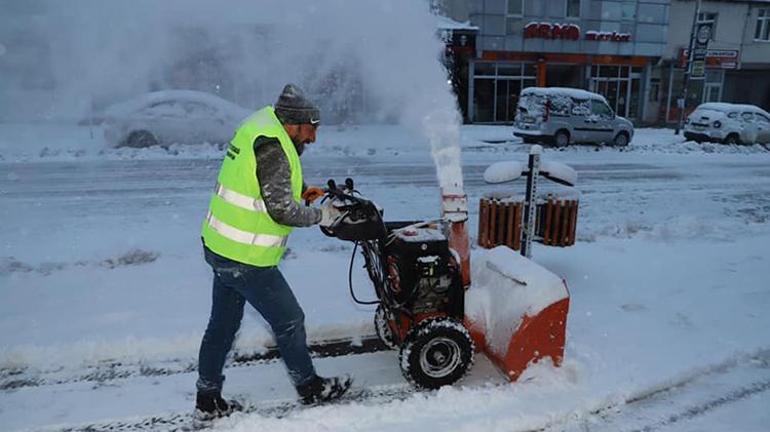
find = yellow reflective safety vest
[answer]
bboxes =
[201,106,303,267]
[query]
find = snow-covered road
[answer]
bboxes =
[1,125,770,431]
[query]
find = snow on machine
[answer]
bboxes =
[319,170,570,388]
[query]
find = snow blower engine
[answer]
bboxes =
[319,178,474,389]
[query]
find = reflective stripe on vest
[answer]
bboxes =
[215,183,268,213]
[201,106,303,267]
[206,212,287,248]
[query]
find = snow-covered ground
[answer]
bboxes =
[1,125,770,431]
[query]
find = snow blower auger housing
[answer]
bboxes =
[320,178,474,389]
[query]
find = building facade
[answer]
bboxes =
[656,0,770,123]
[464,0,670,123]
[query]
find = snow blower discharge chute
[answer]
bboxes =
[319,174,569,388]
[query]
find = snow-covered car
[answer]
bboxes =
[683,102,770,145]
[101,90,252,148]
[513,87,634,147]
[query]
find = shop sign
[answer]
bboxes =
[679,49,739,69]
[524,22,581,40]
[439,29,477,56]
[585,30,632,42]
[691,60,706,77]
[523,22,631,42]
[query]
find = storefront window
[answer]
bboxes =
[471,62,537,123]
[474,79,494,122]
[590,65,641,119]
[475,63,495,77]
[523,63,537,77]
[599,66,619,78]
[498,64,521,76]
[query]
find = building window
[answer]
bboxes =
[506,0,523,35]
[507,0,523,16]
[566,0,580,18]
[697,12,718,41]
[755,9,770,41]
[621,1,636,21]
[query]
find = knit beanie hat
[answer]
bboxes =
[274,84,320,125]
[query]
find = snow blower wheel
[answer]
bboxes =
[399,318,474,389]
[374,305,398,350]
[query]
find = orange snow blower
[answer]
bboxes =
[320,173,569,388]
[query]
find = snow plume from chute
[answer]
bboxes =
[8,0,464,190]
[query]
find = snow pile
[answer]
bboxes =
[483,160,527,184]
[466,246,569,356]
[483,159,578,186]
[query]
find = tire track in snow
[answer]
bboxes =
[530,348,770,432]
[0,335,387,391]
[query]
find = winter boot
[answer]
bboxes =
[296,374,353,405]
[195,391,243,420]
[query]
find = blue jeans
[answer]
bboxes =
[197,247,316,393]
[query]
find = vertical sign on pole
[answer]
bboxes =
[676,0,703,134]
[521,145,541,258]
[691,23,711,79]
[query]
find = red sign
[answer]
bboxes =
[524,22,631,42]
[524,22,580,41]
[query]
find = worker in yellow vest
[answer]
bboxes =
[196,84,351,419]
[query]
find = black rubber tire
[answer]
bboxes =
[374,305,398,350]
[398,318,474,389]
[723,134,741,145]
[613,132,630,147]
[123,130,159,148]
[553,130,570,148]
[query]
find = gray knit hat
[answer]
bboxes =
[274,84,320,125]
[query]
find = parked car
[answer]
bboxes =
[512,87,634,147]
[684,102,770,145]
[100,90,252,148]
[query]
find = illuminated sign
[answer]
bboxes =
[524,22,631,42]
[524,22,581,40]
[585,30,632,42]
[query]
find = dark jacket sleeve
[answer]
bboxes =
[254,136,322,227]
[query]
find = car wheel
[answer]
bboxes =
[123,130,159,148]
[613,132,630,147]
[553,130,570,148]
[723,134,741,145]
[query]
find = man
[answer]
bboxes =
[196,84,351,418]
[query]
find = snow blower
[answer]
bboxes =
[319,176,569,388]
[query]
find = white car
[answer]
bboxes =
[513,87,635,147]
[684,102,770,145]
[101,90,252,148]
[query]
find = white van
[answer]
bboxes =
[513,87,635,147]
[684,102,770,145]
